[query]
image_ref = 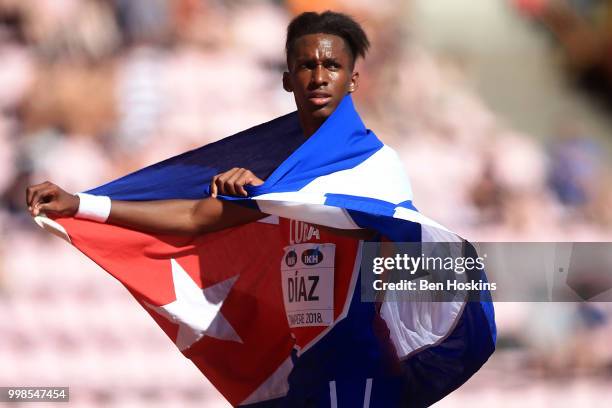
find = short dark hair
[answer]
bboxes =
[285,11,370,67]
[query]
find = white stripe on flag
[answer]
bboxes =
[256,198,360,229]
[298,145,413,204]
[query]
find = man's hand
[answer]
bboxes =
[25,181,79,217]
[210,168,264,198]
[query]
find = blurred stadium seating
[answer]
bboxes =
[1,0,611,406]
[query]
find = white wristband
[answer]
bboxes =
[75,193,111,223]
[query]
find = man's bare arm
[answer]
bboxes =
[25,181,266,235]
[26,167,374,238]
[108,198,266,235]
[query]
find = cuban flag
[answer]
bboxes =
[35,95,496,407]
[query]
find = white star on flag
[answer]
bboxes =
[145,258,242,350]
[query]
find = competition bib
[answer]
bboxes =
[281,243,335,328]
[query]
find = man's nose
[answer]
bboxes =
[310,65,327,87]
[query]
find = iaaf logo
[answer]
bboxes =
[289,220,320,244]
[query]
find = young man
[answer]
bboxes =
[26,11,404,406]
[26,11,495,408]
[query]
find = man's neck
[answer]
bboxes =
[298,112,325,138]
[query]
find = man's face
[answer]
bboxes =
[284,33,359,129]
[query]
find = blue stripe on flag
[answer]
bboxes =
[86,112,306,201]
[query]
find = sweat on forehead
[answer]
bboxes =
[288,33,352,62]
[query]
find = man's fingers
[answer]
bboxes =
[211,168,262,197]
[26,186,33,207]
[215,175,228,196]
[26,186,37,208]
[215,168,239,196]
[236,173,255,196]
[30,187,55,211]
[30,188,49,207]
[241,170,264,187]
[210,175,219,198]
[237,183,248,197]
[222,178,238,196]
[250,174,264,187]
[26,182,50,207]
[33,201,58,216]
[219,168,242,196]
[238,170,264,195]
[226,169,247,196]
[24,181,77,217]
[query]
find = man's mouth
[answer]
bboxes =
[307,92,332,106]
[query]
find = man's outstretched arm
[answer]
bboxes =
[26,167,374,239]
[25,168,267,236]
[107,197,266,235]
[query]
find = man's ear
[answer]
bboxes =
[282,72,293,92]
[348,71,359,93]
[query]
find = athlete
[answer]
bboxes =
[26,11,371,239]
[26,11,406,407]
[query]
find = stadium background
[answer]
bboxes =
[1,0,611,406]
